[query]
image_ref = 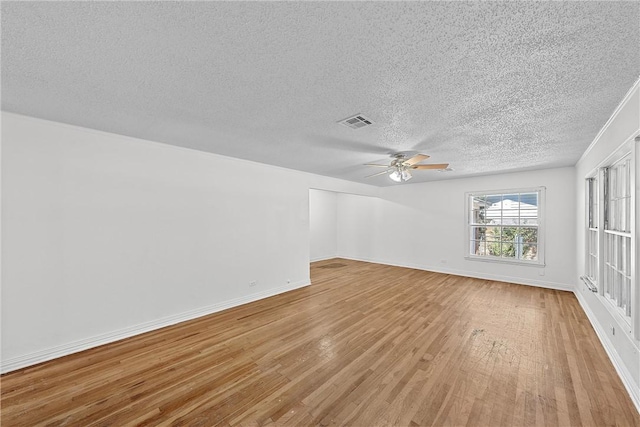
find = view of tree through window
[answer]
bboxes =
[468,191,540,262]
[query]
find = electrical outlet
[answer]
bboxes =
[249,281,257,287]
[287,279,291,284]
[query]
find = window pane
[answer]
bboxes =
[501,227,518,240]
[520,227,538,243]
[471,227,486,241]
[502,194,519,203]
[624,238,631,276]
[603,227,632,320]
[606,158,631,233]
[501,242,516,258]
[471,209,490,224]
[522,244,538,261]
[625,195,631,232]
[625,277,631,317]
[472,196,487,205]
[587,178,598,229]
[500,209,520,225]
[470,240,486,256]
[519,193,538,206]
[486,226,501,241]
[487,241,502,256]
[519,215,538,225]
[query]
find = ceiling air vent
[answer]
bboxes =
[338,114,374,129]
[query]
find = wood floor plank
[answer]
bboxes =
[2,258,638,426]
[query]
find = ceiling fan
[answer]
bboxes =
[365,153,449,182]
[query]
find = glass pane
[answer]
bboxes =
[591,231,597,254]
[500,209,520,225]
[470,240,483,256]
[502,194,519,203]
[612,234,619,269]
[487,242,501,256]
[486,226,501,241]
[472,195,487,206]
[521,227,538,243]
[519,215,538,225]
[499,196,518,213]
[625,196,631,232]
[587,178,598,229]
[484,209,501,224]
[602,229,632,320]
[471,227,486,241]
[589,254,597,281]
[471,209,489,224]
[519,193,538,206]
[475,240,488,256]
[625,277,631,316]
[604,265,612,298]
[501,241,516,258]
[625,159,631,196]
[484,195,502,205]
[522,244,538,261]
[501,227,518,241]
[608,171,614,229]
[624,237,631,276]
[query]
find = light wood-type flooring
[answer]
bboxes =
[2,259,639,426]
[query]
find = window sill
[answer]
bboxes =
[465,255,545,267]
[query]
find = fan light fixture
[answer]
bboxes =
[364,153,449,183]
[389,168,412,182]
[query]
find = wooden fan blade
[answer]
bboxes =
[403,154,430,166]
[364,163,391,167]
[411,163,449,170]
[365,169,392,178]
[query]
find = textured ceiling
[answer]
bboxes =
[2,2,639,186]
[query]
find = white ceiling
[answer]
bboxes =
[2,2,639,186]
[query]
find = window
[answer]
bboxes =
[585,177,598,286]
[466,188,544,265]
[584,153,634,329]
[603,156,632,320]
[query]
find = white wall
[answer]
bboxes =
[337,193,384,261]
[309,189,338,262]
[0,112,376,372]
[574,80,640,406]
[338,167,576,290]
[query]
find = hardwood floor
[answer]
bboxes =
[2,259,638,426]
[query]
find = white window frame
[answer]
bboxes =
[603,154,633,323]
[583,133,639,340]
[465,187,545,267]
[584,175,599,288]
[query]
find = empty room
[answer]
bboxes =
[2,1,640,426]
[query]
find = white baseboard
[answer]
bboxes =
[310,255,339,263]
[1,279,310,374]
[336,255,573,292]
[574,290,640,414]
